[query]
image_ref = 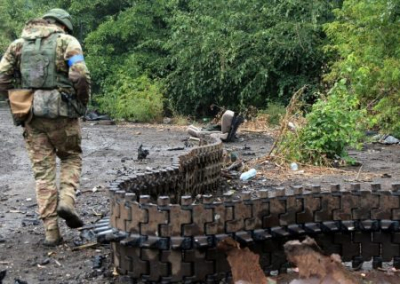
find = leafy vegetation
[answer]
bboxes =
[260,102,286,126]
[0,0,338,118]
[324,0,400,137]
[277,81,365,166]
[273,0,400,165]
[95,74,164,122]
[164,0,336,114]
[0,0,76,51]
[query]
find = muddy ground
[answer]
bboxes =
[1,102,400,284]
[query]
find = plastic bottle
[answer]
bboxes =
[240,168,257,181]
[290,162,298,171]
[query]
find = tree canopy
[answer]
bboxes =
[0,0,339,116]
[324,0,400,136]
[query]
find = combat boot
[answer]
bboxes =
[57,196,84,228]
[43,227,63,247]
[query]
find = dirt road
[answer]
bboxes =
[1,101,400,284]
[0,102,196,283]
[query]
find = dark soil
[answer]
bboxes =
[1,102,400,284]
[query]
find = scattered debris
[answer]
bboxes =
[221,170,238,179]
[25,203,37,208]
[288,121,297,131]
[21,218,40,226]
[54,260,62,267]
[80,186,104,194]
[14,279,28,284]
[163,117,172,124]
[240,168,257,181]
[85,110,111,121]
[40,258,50,265]
[92,209,103,217]
[121,157,133,163]
[137,144,150,160]
[290,162,299,171]
[344,166,371,182]
[226,160,244,171]
[47,251,56,257]
[242,152,256,156]
[372,134,400,145]
[92,255,105,269]
[71,242,97,251]
[0,270,6,283]
[217,237,275,284]
[284,237,359,284]
[91,186,100,193]
[242,145,251,151]
[187,137,201,146]
[72,236,84,245]
[167,147,185,151]
[230,151,239,162]
[75,229,97,246]
[8,210,25,214]
[292,170,305,175]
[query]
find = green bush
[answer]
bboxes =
[281,80,365,165]
[263,102,286,126]
[95,74,164,122]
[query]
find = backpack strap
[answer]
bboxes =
[34,38,42,55]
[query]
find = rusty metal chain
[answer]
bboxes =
[98,135,400,283]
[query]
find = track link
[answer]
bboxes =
[101,135,400,283]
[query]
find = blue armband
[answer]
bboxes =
[67,54,84,67]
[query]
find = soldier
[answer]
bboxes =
[0,9,91,246]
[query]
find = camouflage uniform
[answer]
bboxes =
[0,17,90,242]
[24,117,82,231]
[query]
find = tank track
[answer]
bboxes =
[99,135,400,283]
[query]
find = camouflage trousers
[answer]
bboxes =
[24,117,82,230]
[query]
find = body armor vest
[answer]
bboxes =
[20,32,72,90]
[19,32,84,118]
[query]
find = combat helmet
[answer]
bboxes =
[42,8,73,33]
